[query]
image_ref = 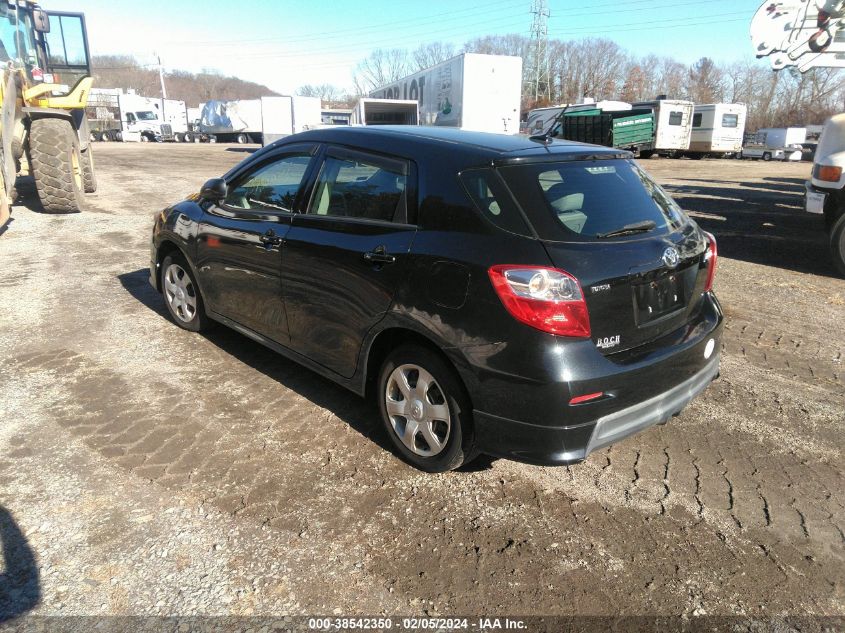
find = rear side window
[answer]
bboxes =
[692,113,703,128]
[498,159,687,242]
[722,114,739,128]
[668,111,684,126]
[460,168,532,236]
[310,152,407,222]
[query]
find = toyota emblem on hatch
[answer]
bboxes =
[662,247,680,269]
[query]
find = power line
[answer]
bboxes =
[526,0,551,102]
[164,0,527,47]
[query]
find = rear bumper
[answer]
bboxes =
[474,353,720,465]
[466,293,723,465]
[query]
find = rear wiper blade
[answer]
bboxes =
[596,220,656,239]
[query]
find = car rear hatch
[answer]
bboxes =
[496,157,711,355]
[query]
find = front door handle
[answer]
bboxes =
[363,246,396,265]
[260,230,282,247]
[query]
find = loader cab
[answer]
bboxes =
[29,6,91,94]
[0,2,39,70]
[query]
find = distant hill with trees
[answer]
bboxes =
[91,55,278,106]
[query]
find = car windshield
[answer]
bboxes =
[136,111,158,121]
[497,159,687,242]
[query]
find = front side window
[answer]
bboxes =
[225,154,312,212]
[722,114,739,128]
[309,153,407,222]
[498,159,687,242]
[668,111,684,126]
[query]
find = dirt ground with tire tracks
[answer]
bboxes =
[0,144,842,625]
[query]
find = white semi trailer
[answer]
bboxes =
[370,53,523,134]
[350,99,419,126]
[199,96,321,144]
[687,103,748,158]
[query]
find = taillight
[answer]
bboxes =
[488,265,591,337]
[814,165,843,183]
[703,232,718,292]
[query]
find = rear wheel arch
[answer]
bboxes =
[363,327,474,409]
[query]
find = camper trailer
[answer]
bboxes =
[632,99,694,156]
[687,104,748,158]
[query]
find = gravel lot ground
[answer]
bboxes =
[0,144,842,627]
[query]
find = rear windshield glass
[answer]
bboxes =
[722,114,739,128]
[498,159,687,242]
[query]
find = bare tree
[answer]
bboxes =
[353,48,410,94]
[687,57,724,104]
[411,42,456,72]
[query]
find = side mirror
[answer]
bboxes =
[200,178,227,202]
[33,9,50,33]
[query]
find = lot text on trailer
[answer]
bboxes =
[370,53,522,134]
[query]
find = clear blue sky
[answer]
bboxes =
[49,0,767,94]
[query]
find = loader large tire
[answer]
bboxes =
[29,118,86,214]
[81,145,97,193]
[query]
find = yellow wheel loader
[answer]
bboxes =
[1,1,95,226]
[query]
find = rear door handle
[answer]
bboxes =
[363,246,396,265]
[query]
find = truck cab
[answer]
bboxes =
[805,113,845,275]
[123,109,163,141]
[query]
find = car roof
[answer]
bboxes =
[269,125,629,166]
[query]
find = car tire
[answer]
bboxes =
[377,345,475,473]
[161,253,209,332]
[830,213,845,277]
[762,152,772,161]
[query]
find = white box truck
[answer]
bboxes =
[200,96,321,144]
[370,53,523,134]
[687,103,748,158]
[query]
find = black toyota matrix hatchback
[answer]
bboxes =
[150,126,722,472]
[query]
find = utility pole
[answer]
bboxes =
[157,54,168,99]
[526,0,551,105]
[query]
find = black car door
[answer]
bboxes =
[282,145,417,378]
[195,144,319,343]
